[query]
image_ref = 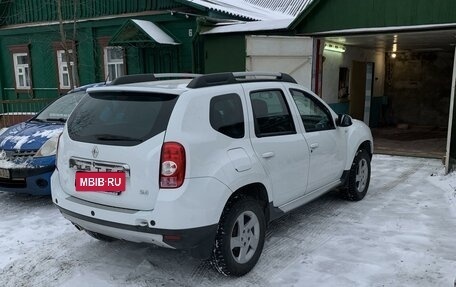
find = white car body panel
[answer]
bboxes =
[241,82,311,206]
[56,129,165,211]
[52,73,373,259]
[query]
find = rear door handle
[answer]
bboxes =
[310,143,319,150]
[261,152,275,158]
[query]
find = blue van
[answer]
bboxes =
[0,83,103,195]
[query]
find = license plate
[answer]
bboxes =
[75,172,126,192]
[0,168,10,179]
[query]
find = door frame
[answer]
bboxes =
[445,47,456,173]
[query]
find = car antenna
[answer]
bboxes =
[104,72,110,85]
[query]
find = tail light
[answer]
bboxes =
[160,142,186,188]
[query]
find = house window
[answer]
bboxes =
[57,50,76,89]
[13,53,31,89]
[104,47,124,81]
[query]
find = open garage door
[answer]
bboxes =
[314,29,456,166]
[245,35,313,87]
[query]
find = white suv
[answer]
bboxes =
[52,72,373,276]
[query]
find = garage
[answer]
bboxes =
[291,0,456,172]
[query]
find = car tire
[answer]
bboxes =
[211,197,266,276]
[343,149,371,201]
[85,230,118,242]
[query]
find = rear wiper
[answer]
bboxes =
[95,135,143,142]
[46,118,67,123]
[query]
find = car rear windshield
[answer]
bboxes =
[67,91,178,146]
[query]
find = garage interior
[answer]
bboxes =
[323,28,456,160]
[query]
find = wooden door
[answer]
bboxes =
[349,61,367,121]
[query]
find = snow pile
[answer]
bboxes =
[427,168,456,216]
[0,150,33,168]
[12,136,31,150]
[0,127,62,151]
[31,128,62,139]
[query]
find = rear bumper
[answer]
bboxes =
[51,171,232,258]
[58,205,217,258]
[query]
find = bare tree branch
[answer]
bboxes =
[56,0,79,90]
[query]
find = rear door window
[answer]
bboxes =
[210,93,244,138]
[67,91,178,146]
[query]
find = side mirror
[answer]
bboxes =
[337,114,353,127]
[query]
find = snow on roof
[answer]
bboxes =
[131,19,179,45]
[201,18,293,34]
[242,0,313,17]
[194,0,314,34]
[186,0,313,21]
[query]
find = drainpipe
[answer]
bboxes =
[312,38,324,97]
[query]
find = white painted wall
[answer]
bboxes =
[246,35,313,88]
[321,45,385,104]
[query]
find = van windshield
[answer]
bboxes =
[34,91,86,123]
[67,91,179,146]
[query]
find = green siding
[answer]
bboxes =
[0,14,196,103]
[77,28,97,85]
[2,0,181,25]
[0,33,61,100]
[203,34,245,73]
[295,0,456,34]
[369,96,386,128]
[328,102,349,115]
[163,21,197,72]
[0,1,238,111]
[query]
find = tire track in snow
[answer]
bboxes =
[255,155,425,278]
[1,237,84,287]
[188,260,216,285]
[257,194,346,277]
[377,159,426,193]
[188,194,347,286]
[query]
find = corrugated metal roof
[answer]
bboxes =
[242,0,313,17]
[185,0,313,21]
[201,18,293,34]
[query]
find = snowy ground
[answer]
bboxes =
[1,155,455,286]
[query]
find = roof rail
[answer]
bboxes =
[111,73,201,85]
[154,73,201,79]
[187,72,297,89]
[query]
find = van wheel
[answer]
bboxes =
[211,198,266,276]
[343,149,371,201]
[85,230,118,242]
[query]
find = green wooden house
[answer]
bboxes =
[0,0,199,103]
[0,0,309,104]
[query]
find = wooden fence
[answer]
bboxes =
[0,98,53,128]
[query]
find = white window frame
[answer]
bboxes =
[57,50,75,90]
[104,46,125,81]
[13,53,31,89]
